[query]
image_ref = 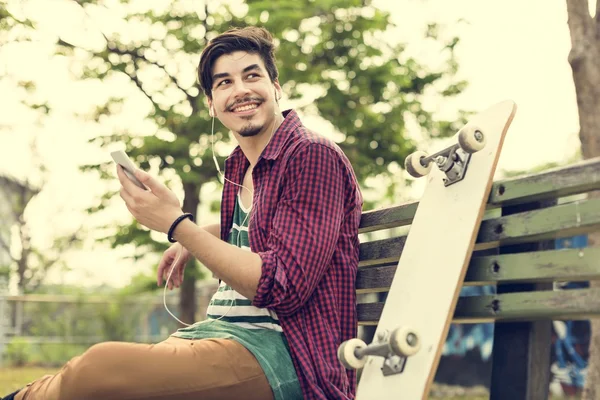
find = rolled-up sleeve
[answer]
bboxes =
[253,143,345,316]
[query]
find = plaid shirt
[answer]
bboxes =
[220,110,363,399]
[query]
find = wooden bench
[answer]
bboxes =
[355,156,600,399]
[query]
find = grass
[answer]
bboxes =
[0,367,60,394]
[0,367,583,399]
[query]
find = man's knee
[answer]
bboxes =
[59,342,126,398]
[77,342,122,370]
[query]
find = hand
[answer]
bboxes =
[117,165,183,233]
[157,242,192,289]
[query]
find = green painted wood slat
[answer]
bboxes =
[356,247,600,292]
[359,157,600,234]
[357,288,600,325]
[359,198,600,267]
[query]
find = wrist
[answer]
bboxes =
[167,213,194,243]
[171,218,197,243]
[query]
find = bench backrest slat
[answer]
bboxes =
[359,158,600,234]
[465,247,600,284]
[477,197,600,245]
[357,288,600,325]
[359,198,600,268]
[357,247,600,292]
[356,157,600,328]
[488,157,600,206]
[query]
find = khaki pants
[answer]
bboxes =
[15,336,274,400]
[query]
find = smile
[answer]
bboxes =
[233,104,259,112]
[229,101,262,115]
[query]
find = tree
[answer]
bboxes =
[565,1,600,398]
[0,141,82,294]
[0,174,40,291]
[0,5,83,292]
[2,0,468,323]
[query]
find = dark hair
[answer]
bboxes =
[197,26,279,99]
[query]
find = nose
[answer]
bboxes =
[231,79,251,100]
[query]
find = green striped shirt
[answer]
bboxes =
[205,192,281,331]
[172,191,302,400]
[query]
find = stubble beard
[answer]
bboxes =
[228,96,265,137]
[238,117,263,137]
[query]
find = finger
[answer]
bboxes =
[116,165,133,193]
[171,261,182,289]
[117,165,146,198]
[157,251,174,286]
[175,265,183,287]
[157,260,166,286]
[166,261,178,290]
[168,268,176,290]
[133,169,169,197]
[157,250,177,287]
[171,266,178,288]
[162,263,172,288]
[163,268,170,288]
[169,249,181,287]
[119,186,134,206]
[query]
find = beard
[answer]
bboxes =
[238,120,263,137]
[227,96,265,137]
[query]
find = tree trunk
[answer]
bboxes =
[178,181,202,326]
[565,1,600,398]
[16,215,33,293]
[178,264,196,326]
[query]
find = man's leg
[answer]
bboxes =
[15,336,273,400]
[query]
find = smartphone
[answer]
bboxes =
[110,150,147,190]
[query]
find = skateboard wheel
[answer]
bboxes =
[458,125,486,153]
[390,327,421,357]
[405,151,432,178]
[337,338,367,370]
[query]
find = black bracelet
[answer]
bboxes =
[167,213,195,243]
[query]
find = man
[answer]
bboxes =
[4,26,362,400]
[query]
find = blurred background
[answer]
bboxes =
[0,0,596,398]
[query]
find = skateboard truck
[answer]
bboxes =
[405,125,486,186]
[337,327,421,376]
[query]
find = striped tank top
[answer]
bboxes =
[205,191,281,332]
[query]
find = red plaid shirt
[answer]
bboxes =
[220,110,363,399]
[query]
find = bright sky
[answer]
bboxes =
[0,0,592,290]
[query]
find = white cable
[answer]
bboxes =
[163,244,236,327]
[163,245,191,326]
[163,105,279,326]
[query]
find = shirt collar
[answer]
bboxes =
[260,109,301,161]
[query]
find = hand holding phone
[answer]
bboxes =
[110,150,147,190]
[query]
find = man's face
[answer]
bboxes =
[208,51,280,138]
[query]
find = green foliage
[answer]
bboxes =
[5,336,88,368]
[0,265,10,279]
[33,344,89,367]
[4,284,170,366]
[52,0,466,254]
[97,301,138,342]
[5,337,32,367]
[2,1,468,317]
[119,272,162,296]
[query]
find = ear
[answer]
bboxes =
[206,97,215,117]
[274,80,282,101]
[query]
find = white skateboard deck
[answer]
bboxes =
[355,100,517,399]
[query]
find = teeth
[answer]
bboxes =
[233,104,258,112]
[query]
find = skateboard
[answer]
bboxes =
[338,100,517,399]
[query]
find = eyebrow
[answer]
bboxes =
[212,64,261,82]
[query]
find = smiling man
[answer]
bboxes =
[4,26,363,400]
